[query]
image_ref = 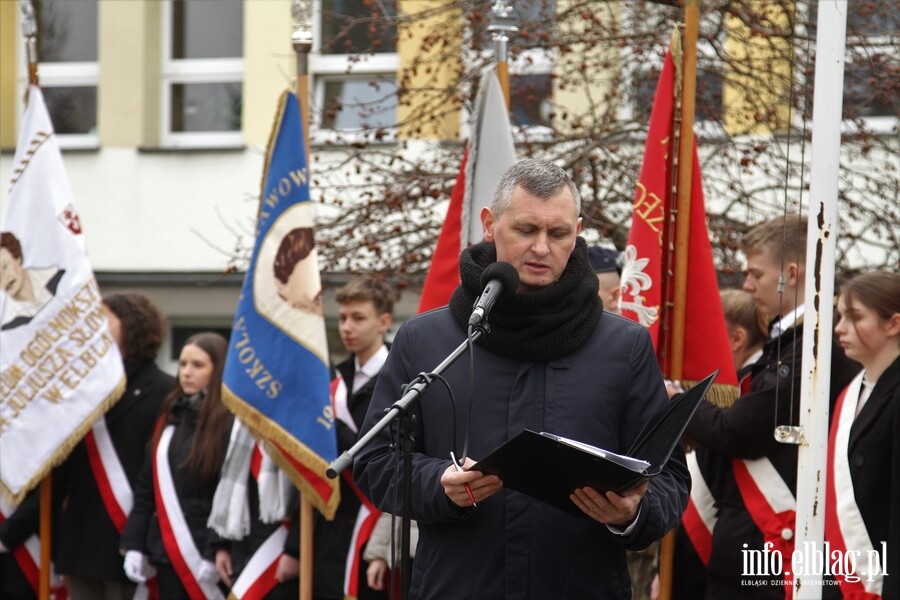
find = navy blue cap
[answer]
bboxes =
[587,246,621,275]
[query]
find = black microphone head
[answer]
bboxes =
[480,262,519,298]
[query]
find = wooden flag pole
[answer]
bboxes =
[671,3,699,380]
[292,4,314,599]
[19,3,51,599]
[658,1,700,599]
[39,478,51,600]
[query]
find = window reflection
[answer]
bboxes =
[36,0,98,62]
[171,0,243,59]
[510,74,552,128]
[320,0,397,55]
[634,68,722,123]
[322,78,398,130]
[42,87,97,135]
[171,83,243,133]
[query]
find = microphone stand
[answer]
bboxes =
[327,324,488,600]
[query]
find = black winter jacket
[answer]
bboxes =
[120,395,231,565]
[55,360,172,581]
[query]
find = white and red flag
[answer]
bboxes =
[417,68,516,312]
[0,85,125,504]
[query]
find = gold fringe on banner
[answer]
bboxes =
[222,386,340,521]
[1,374,126,506]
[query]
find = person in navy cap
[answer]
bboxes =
[587,246,622,314]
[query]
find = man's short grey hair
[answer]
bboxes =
[491,158,581,219]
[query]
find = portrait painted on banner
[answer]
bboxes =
[0,231,65,331]
[254,203,327,358]
[273,227,324,317]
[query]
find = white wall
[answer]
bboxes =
[0,146,263,272]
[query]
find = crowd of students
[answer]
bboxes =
[1,204,897,599]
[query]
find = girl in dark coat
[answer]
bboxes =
[827,271,900,599]
[55,292,173,600]
[120,332,232,600]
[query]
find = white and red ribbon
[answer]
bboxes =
[733,456,796,599]
[85,416,133,532]
[682,451,717,565]
[229,523,288,600]
[826,371,883,599]
[154,424,225,600]
[0,497,40,594]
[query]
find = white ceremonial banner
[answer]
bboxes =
[0,85,125,504]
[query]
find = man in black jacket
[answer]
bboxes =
[354,159,689,599]
[279,277,397,600]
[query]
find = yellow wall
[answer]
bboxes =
[98,0,157,146]
[397,1,461,140]
[242,0,295,146]
[553,0,621,135]
[723,1,793,135]
[0,0,19,149]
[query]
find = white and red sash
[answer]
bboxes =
[226,444,289,600]
[229,523,289,600]
[826,372,883,599]
[343,472,381,600]
[329,376,381,599]
[85,416,133,532]
[85,416,157,600]
[0,497,40,595]
[682,451,717,565]
[332,375,357,434]
[733,456,796,599]
[154,424,225,600]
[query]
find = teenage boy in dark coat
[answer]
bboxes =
[685,215,860,599]
[279,277,396,600]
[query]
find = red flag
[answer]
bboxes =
[418,69,516,313]
[620,37,738,394]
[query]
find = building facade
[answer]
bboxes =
[1,0,896,371]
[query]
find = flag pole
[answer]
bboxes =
[670,0,699,382]
[487,0,517,109]
[20,0,38,86]
[19,3,51,599]
[291,4,314,599]
[792,3,846,597]
[658,1,700,599]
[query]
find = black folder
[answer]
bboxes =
[470,370,719,517]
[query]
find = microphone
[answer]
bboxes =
[469,262,519,327]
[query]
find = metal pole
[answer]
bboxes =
[793,2,846,598]
[19,0,39,85]
[487,0,517,109]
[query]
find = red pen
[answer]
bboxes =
[450,452,476,507]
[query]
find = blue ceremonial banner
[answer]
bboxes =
[222,90,338,518]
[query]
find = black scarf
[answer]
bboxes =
[448,237,602,362]
[169,392,204,425]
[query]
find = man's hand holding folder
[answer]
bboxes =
[571,481,649,528]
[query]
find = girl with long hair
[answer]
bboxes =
[121,332,232,599]
[826,271,900,599]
